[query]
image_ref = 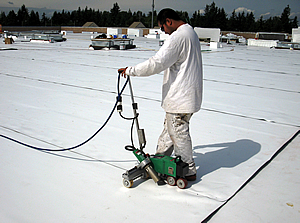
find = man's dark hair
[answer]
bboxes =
[157,8,182,24]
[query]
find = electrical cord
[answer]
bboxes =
[116,72,140,152]
[0,73,129,152]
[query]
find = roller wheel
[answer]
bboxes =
[123,179,133,188]
[176,178,188,189]
[167,176,176,186]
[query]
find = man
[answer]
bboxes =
[118,8,203,181]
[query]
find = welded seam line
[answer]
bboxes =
[201,129,300,223]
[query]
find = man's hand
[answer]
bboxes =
[118,67,128,78]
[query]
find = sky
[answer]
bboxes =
[0,0,300,19]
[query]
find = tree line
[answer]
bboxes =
[190,2,298,33]
[0,2,298,33]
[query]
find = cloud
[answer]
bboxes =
[290,12,300,18]
[260,12,271,17]
[235,7,254,14]
[8,1,14,5]
[198,9,205,14]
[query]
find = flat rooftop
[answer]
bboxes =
[0,33,299,222]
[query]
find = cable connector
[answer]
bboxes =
[132,103,138,110]
[117,96,123,112]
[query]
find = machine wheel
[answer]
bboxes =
[176,178,188,189]
[166,176,176,186]
[123,179,133,188]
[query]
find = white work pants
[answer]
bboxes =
[156,113,196,176]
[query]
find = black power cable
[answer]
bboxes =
[116,72,140,152]
[0,73,129,152]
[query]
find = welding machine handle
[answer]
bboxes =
[118,67,128,77]
[118,68,124,74]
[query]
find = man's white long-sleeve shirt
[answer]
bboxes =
[126,23,203,114]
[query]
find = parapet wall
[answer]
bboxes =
[2,26,255,40]
[61,27,150,36]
